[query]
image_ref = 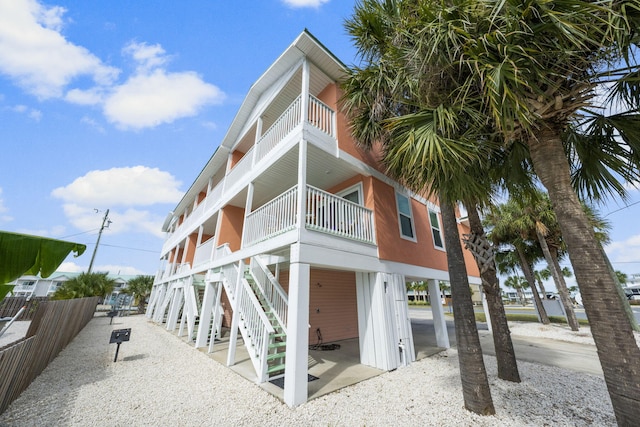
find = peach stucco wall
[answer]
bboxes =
[230,149,245,169]
[184,233,198,266]
[317,83,386,173]
[279,268,358,343]
[371,177,480,276]
[216,205,245,252]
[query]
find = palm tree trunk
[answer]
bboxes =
[600,245,640,332]
[548,247,580,331]
[464,205,520,382]
[515,245,551,324]
[528,125,640,425]
[441,201,495,415]
[536,230,580,331]
[536,277,547,297]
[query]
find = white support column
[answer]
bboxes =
[283,258,310,407]
[296,139,308,236]
[195,280,215,348]
[167,287,184,332]
[481,284,492,332]
[227,261,244,366]
[241,182,255,248]
[300,58,309,125]
[196,225,204,247]
[428,279,450,348]
[209,283,223,353]
[253,116,263,166]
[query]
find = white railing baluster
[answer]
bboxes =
[304,185,376,245]
[243,186,298,246]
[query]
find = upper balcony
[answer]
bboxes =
[162,94,336,254]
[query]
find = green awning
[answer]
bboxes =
[0,231,87,284]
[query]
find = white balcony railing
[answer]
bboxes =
[226,145,255,191]
[163,95,337,256]
[307,95,334,136]
[193,237,216,266]
[243,186,298,246]
[305,185,375,244]
[255,95,302,163]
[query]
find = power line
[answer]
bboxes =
[604,200,640,217]
[100,243,159,253]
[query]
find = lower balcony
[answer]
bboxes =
[242,184,376,247]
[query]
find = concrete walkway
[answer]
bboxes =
[408,307,603,376]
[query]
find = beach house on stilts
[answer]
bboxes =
[145,30,481,407]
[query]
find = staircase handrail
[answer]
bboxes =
[236,276,275,382]
[250,257,288,332]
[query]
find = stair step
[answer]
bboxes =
[267,363,286,374]
[267,352,286,361]
[269,341,286,349]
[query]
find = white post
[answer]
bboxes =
[427,279,450,348]
[481,284,492,332]
[227,261,244,367]
[241,182,255,248]
[296,139,307,237]
[209,283,223,353]
[195,280,215,348]
[284,258,310,407]
[300,58,309,125]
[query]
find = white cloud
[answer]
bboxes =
[7,104,42,121]
[56,261,84,273]
[123,41,169,74]
[0,1,223,130]
[80,116,105,133]
[65,88,104,105]
[52,166,183,206]
[51,166,183,238]
[606,234,640,264]
[282,0,330,8]
[103,69,224,130]
[0,0,119,99]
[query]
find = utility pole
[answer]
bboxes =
[88,209,111,274]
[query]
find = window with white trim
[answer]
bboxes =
[429,209,444,249]
[395,192,416,240]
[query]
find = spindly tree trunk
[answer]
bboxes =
[536,230,580,331]
[441,201,495,415]
[535,276,547,297]
[529,125,640,425]
[601,245,640,332]
[463,205,520,382]
[515,246,550,325]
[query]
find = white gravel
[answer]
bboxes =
[0,314,622,427]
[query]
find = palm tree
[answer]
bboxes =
[486,205,550,324]
[534,268,551,298]
[504,275,529,306]
[343,0,517,412]
[52,272,115,300]
[122,275,154,314]
[462,204,520,382]
[343,1,640,422]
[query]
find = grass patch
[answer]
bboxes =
[447,312,590,325]
[492,313,589,325]
[408,301,430,306]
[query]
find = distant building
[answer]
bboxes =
[8,272,136,304]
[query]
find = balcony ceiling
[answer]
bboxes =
[246,144,362,210]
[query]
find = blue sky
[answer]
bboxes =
[1,0,639,286]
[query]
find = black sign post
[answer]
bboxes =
[109,328,131,362]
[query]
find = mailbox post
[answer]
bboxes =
[109,328,131,362]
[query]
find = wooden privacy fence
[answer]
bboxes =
[0,297,99,414]
[0,297,49,321]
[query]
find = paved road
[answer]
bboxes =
[410,307,603,376]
